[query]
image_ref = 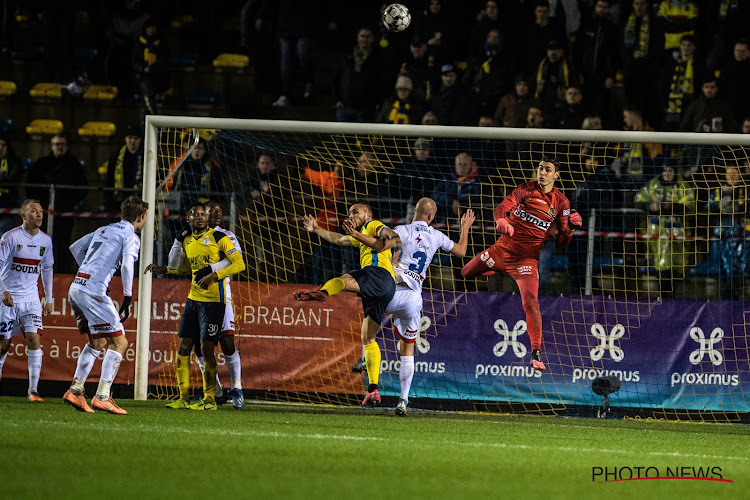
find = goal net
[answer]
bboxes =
[136,117,750,422]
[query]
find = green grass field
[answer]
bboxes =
[2,396,748,499]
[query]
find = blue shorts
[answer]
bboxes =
[349,266,395,324]
[178,298,225,343]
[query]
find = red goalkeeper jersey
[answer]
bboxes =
[493,181,573,258]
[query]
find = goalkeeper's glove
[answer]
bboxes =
[495,218,514,236]
[194,266,213,283]
[568,210,583,230]
[176,225,191,243]
[119,296,132,322]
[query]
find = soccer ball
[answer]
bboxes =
[383,4,411,32]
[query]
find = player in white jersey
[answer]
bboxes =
[166,200,245,408]
[0,199,54,401]
[352,198,474,416]
[62,196,148,414]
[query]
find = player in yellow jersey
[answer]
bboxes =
[297,202,402,407]
[145,202,245,410]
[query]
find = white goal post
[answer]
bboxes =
[135,115,750,408]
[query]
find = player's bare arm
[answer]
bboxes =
[450,208,476,257]
[144,263,167,274]
[1,290,13,307]
[302,214,351,246]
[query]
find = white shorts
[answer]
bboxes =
[0,300,43,339]
[68,288,124,339]
[221,300,235,335]
[384,285,422,343]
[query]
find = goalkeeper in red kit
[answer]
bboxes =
[461,156,582,371]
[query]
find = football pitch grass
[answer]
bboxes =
[2,397,748,499]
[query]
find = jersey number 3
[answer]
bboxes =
[409,251,427,274]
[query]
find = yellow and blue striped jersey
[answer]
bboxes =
[348,220,395,279]
[169,228,245,303]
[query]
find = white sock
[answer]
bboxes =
[0,351,7,379]
[72,344,101,392]
[27,349,42,393]
[225,350,242,390]
[361,345,366,359]
[399,356,414,402]
[196,355,205,372]
[96,349,123,401]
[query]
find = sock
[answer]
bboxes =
[203,360,217,404]
[321,277,345,296]
[176,354,191,401]
[27,349,42,394]
[399,355,414,402]
[361,345,366,359]
[71,344,101,394]
[364,341,381,389]
[518,278,542,351]
[0,351,7,379]
[224,350,242,389]
[197,354,223,396]
[95,349,123,401]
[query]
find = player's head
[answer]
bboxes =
[206,200,223,227]
[186,202,207,232]
[537,156,561,187]
[348,203,373,227]
[20,199,43,230]
[120,196,149,231]
[414,198,437,224]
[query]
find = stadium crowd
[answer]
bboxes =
[0,0,749,295]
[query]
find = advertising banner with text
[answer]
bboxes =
[3,277,748,411]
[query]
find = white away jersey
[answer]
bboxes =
[393,221,454,293]
[70,221,140,296]
[0,226,53,301]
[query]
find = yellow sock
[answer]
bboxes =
[176,354,190,401]
[203,360,217,404]
[321,277,345,296]
[364,342,381,387]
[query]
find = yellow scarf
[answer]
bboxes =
[624,13,650,60]
[114,144,143,193]
[0,158,8,196]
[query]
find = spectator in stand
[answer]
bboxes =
[249,153,282,211]
[704,1,750,70]
[104,0,151,97]
[334,27,387,123]
[655,0,699,58]
[400,34,440,106]
[165,138,223,212]
[401,138,442,216]
[494,74,541,128]
[613,105,663,187]
[132,18,168,113]
[421,111,439,125]
[104,125,143,212]
[522,0,567,75]
[301,160,345,283]
[743,117,750,135]
[622,0,665,127]
[432,152,482,222]
[718,38,750,124]
[575,0,618,124]
[551,85,585,129]
[471,0,503,60]
[634,164,697,276]
[467,28,510,115]
[258,0,334,107]
[659,34,702,131]
[706,165,748,280]
[534,40,573,116]
[0,136,22,234]
[431,64,476,126]
[414,0,453,64]
[376,75,424,124]
[26,133,87,274]
[680,74,737,133]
